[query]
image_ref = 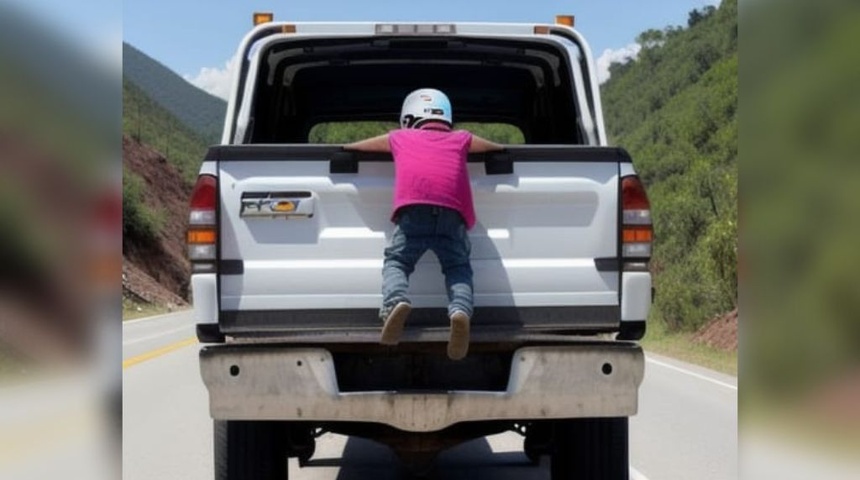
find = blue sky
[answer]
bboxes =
[5,0,122,69]
[121,0,719,97]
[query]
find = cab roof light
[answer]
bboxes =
[375,23,457,35]
[253,12,274,26]
[555,15,575,27]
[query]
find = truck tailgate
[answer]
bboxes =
[213,145,625,334]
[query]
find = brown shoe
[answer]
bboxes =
[381,302,411,345]
[447,311,470,360]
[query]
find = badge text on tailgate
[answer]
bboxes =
[239,191,314,218]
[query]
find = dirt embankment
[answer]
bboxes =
[122,135,191,307]
[693,308,738,351]
[0,133,95,361]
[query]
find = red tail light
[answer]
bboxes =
[190,174,217,213]
[621,176,652,259]
[188,175,217,271]
[622,176,650,210]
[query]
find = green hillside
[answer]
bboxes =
[122,76,210,247]
[123,42,226,144]
[601,0,738,332]
[742,2,860,396]
[123,78,209,184]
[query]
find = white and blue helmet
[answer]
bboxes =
[399,88,453,128]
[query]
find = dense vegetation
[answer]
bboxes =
[601,0,737,332]
[122,77,208,244]
[742,1,860,396]
[123,42,226,144]
[122,78,209,184]
[122,170,163,241]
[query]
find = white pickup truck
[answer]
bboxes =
[189,16,652,480]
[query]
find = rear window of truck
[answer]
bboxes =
[308,122,525,144]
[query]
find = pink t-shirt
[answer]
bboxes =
[388,128,475,229]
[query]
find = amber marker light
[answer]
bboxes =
[555,15,575,27]
[254,12,274,26]
[187,229,217,245]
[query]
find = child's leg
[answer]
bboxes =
[433,215,474,318]
[442,263,473,318]
[432,210,473,359]
[380,225,424,317]
[438,246,472,360]
[380,218,427,344]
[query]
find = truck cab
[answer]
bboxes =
[191,16,651,480]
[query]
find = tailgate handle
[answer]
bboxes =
[330,152,358,174]
[484,152,513,175]
[240,191,314,218]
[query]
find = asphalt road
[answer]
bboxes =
[122,311,737,480]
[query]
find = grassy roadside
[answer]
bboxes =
[122,298,174,321]
[640,319,738,376]
[0,348,26,379]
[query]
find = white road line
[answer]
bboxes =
[646,356,738,391]
[122,325,194,346]
[630,466,650,480]
[123,310,189,325]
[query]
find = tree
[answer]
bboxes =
[688,6,717,28]
[636,29,665,50]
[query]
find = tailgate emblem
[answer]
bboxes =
[271,201,297,212]
[240,192,314,218]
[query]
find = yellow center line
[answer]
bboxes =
[0,407,96,466]
[122,337,198,369]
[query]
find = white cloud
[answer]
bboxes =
[595,43,642,84]
[184,54,238,101]
[100,26,123,74]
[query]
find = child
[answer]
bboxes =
[344,88,503,360]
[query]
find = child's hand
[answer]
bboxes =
[344,134,391,152]
[469,135,505,153]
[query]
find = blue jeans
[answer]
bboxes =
[381,204,473,319]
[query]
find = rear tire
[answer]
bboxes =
[523,422,553,465]
[214,420,289,480]
[550,417,628,480]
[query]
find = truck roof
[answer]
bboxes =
[223,20,607,145]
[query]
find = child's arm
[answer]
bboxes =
[344,134,391,152]
[469,135,505,153]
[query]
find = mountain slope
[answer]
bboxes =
[601,0,737,332]
[123,78,208,184]
[123,42,226,144]
[122,135,191,305]
[122,58,217,305]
